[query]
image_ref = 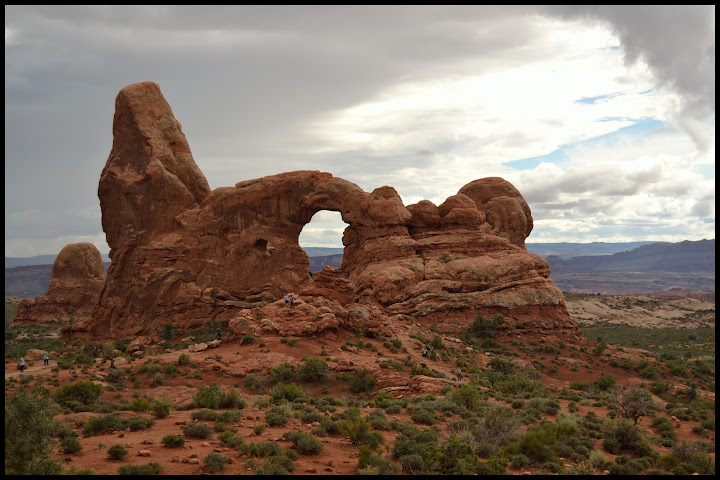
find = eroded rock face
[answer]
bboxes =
[14,243,105,323]
[80,82,579,340]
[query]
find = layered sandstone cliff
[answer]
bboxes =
[71,81,578,340]
[14,242,105,323]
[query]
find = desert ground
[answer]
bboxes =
[5,293,715,475]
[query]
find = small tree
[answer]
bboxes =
[607,385,656,425]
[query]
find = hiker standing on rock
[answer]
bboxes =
[456,367,462,381]
[216,328,222,341]
[43,352,50,366]
[19,358,25,373]
[284,294,289,307]
[290,295,295,309]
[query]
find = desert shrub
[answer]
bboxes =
[192,409,219,421]
[282,430,324,455]
[651,416,676,440]
[60,436,83,455]
[476,454,509,475]
[343,368,378,394]
[129,397,150,412]
[183,422,213,439]
[265,407,290,427]
[295,407,324,424]
[149,397,172,418]
[107,444,129,460]
[191,382,246,409]
[593,374,616,391]
[53,381,103,407]
[105,368,125,385]
[526,397,560,415]
[218,430,246,449]
[601,418,652,456]
[510,453,531,468]
[127,416,155,431]
[82,414,126,437]
[204,452,230,473]
[117,463,163,475]
[450,384,480,410]
[177,353,190,365]
[162,434,185,448]
[244,373,265,391]
[269,383,308,404]
[472,314,504,338]
[296,356,329,383]
[5,387,64,475]
[267,362,295,384]
[410,409,437,425]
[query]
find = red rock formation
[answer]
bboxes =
[14,243,105,323]
[78,81,579,341]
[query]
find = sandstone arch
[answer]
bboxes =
[79,82,579,340]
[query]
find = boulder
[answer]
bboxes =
[14,242,105,324]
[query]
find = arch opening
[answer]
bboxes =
[298,210,348,273]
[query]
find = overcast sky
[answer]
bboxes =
[5,5,715,257]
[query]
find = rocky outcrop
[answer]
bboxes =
[14,243,105,323]
[78,81,579,341]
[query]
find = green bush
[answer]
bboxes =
[183,422,213,439]
[204,452,230,473]
[192,409,219,421]
[82,414,126,437]
[601,418,652,456]
[282,430,324,455]
[107,444,129,460]
[343,369,378,394]
[177,353,190,365]
[450,384,480,410]
[410,409,437,426]
[265,407,290,427]
[53,381,103,407]
[267,362,295,384]
[150,397,172,418]
[269,383,308,404]
[241,334,256,345]
[162,434,185,448]
[60,436,83,455]
[297,356,330,383]
[117,463,163,475]
[127,416,155,431]
[191,382,246,409]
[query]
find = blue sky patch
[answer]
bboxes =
[574,92,623,105]
[503,118,671,171]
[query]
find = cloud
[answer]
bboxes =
[539,5,715,151]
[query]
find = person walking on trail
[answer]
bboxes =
[290,295,295,309]
[456,367,462,381]
[19,358,25,373]
[422,346,428,358]
[284,294,289,307]
[43,352,50,366]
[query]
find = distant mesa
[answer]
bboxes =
[20,81,579,341]
[14,242,105,324]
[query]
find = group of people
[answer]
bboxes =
[283,294,295,309]
[18,352,50,373]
